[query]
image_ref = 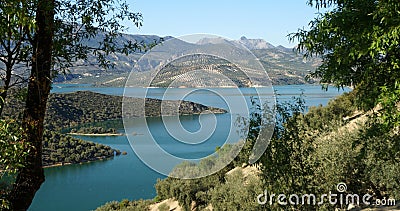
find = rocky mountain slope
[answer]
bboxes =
[56,35,320,86]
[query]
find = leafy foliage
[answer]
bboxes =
[291,0,400,112]
[150,91,398,211]
[286,2,400,209]
[209,170,263,211]
[94,199,152,211]
[1,0,148,209]
[2,90,224,131]
[1,122,117,209]
[52,0,151,73]
[259,92,399,210]
[97,1,400,210]
[0,0,147,77]
[0,119,28,210]
[155,174,223,211]
[0,120,27,175]
[154,145,237,210]
[150,98,271,211]
[0,0,152,116]
[259,95,319,210]
[69,126,118,134]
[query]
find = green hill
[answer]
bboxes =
[56,35,319,86]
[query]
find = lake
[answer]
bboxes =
[29,85,350,211]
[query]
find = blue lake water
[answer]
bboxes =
[29,84,350,211]
[51,84,349,109]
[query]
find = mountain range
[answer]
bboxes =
[55,34,320,86]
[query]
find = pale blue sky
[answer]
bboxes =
[125,1,323,48]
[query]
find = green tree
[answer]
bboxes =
[0,0,146,209]
[289,1,400,205]
[209,170,263,211]
[0,0,150,116]
[7,1,55,210]
[0,1,35,115]
[258,96,321,210]
[0,119,27,210]
[291,0,400,112]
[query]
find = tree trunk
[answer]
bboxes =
[9,0,54,210]
[0,64,13,116]
[0,89,8,116]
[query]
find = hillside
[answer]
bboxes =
[3,90,226,130]
[95,92,400,211]
[45,91,226,130]
[2,89,224,169]
[56,35,320,86]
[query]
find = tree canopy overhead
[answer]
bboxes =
[0,0,148,115]
[0,0,145,72]
[291,0,400,112]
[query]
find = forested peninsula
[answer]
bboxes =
[42,131,119,167]
[2,90,225,168]
[45,91,225,130]
[67,127,122,136]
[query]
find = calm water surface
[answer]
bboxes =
[29,85,350,211]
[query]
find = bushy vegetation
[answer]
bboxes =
[42,130,118,166]
[1,97,121,209]
[1,90,121,168]
[268,0,400,208]
[153,143,243,210]
[221,92,363,211]
[1,126,118,210]
[155,166,228,210]
[154,167,262,211]
[2,90,225,131]
[208,170,263,211]
[259,92,399,210]
[94,199,152,211]
[44,91,125,130]
[1,90,124,209]
[0,119,27,210]
[259,93,354,210]
[99,90,399,210]
[69,126,118,134]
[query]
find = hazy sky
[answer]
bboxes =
[125,0,324,47]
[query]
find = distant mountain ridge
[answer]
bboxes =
[196,36,282,50]
[56,34,320,86]
[236,36,276,50]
